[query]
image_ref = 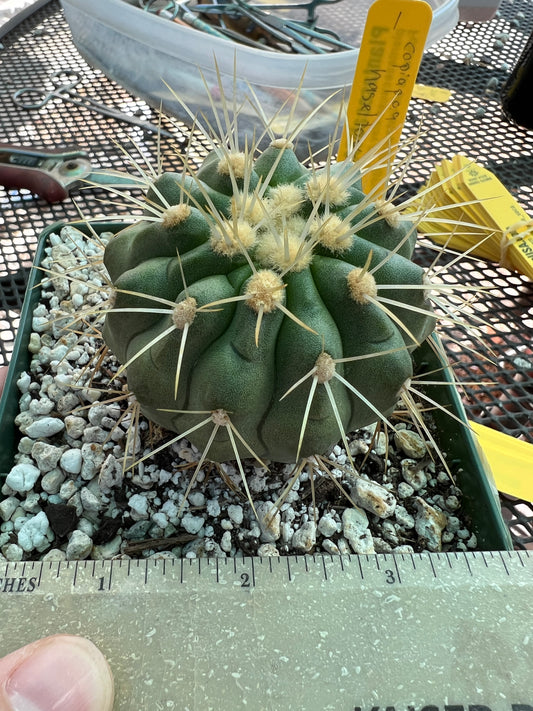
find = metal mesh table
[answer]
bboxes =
[0,0,532,546]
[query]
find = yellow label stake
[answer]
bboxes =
[458,159,533,277]
[412,83,452,102]
[338,0,433,197]
[414,154,533,278]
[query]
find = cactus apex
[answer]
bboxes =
[311,214,352,253]
[210,218,256,257]
[306,171,350,207]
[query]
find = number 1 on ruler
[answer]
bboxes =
[338,0,433,197]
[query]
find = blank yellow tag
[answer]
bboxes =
[471,421,533,501]
[412,83,452,102]
[337,0,433,197]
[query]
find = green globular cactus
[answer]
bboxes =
[102,137,436,464]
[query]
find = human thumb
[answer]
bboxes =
[0,634,114,711]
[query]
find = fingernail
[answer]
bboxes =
[3,635,114,711]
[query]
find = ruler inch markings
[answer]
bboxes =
[463,551,473,576]
[445,551,454,569]
[408,553,416,571]
[357,554,364,581]
[2,552,533,708]
[2,551,531,595]
[498,549,510,576]
[107,559,113,591]
[428,554,437,578]
[250,556,256,588]
[392,554,402,584]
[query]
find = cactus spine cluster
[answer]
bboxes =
[102,132,436,465]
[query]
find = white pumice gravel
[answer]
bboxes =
[0,226,483,561]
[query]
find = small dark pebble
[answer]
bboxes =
[93,516,123,545]
[44,503,79,538]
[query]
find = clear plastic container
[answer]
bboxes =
[458,0,502,22]
[60,0,459,148]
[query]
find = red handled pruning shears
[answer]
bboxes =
[0,144,146,203]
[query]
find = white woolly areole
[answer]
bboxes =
[306,173,349,206]
[173,296,197,329]
[211,409,230,426]
[245,270,285,313]
[270,137,294,150]
[311,214,352,252]
[231,191,264,225]
[217,151,247,179]
[347,267,378,304]
[254,225,313,273]
[162,203,191,229]
[315,352,335,384]
[267,184,304,219]
[375,198,401,228]
[210,219,256,257]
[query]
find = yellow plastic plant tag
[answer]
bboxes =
[471,421,533,501]
[337,0,433,197]
[445,156,500,260]
[415,157,497,261]
[415,155,533,277]
[458,159,533,277]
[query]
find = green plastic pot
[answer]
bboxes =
[0,221,513,552]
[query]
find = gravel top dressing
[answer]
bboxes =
[0,226,479,562]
